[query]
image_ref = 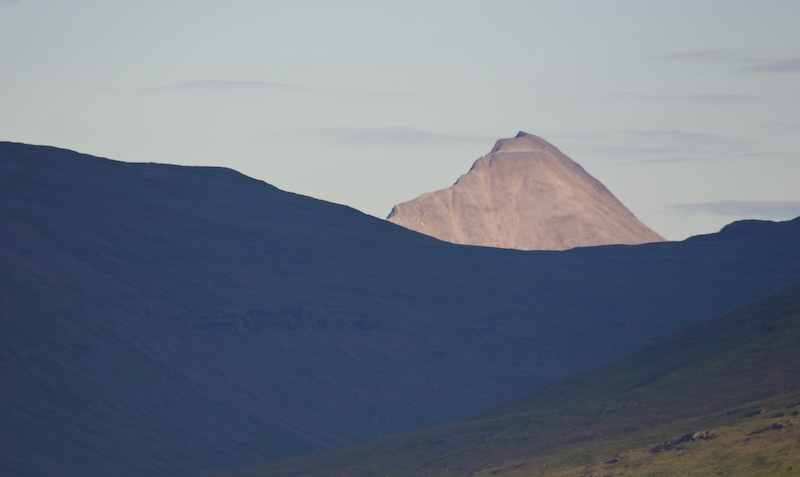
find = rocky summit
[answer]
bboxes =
[387,132,665,250]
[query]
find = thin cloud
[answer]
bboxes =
[547,129,776,166]
[652,49,747,63]
[145,79,410,97]
[742,57,800,74]
[148,79,306,93]
[634,150,796,164]
[594,93,760,104]
[669,200,800,219]
[284,127,491,148]
[627,130,760,149]
[632,157,717,164]
[551,130,761,158]
[653,49,800,74]
[763,122,800,134]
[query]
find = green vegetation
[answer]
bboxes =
[229,284,800,476]
[479,396,800,477]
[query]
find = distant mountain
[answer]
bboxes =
[231,283,800,476]
[1,142,799,477]
[387,132,665,250]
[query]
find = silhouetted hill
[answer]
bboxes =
[230,283,800,476]
[1,142,799,476]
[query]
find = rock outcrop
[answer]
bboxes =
[387,132,665,250]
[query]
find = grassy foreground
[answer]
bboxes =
[461,393,800,476]
[227,283,800,476]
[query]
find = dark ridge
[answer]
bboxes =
[1,142,799,477]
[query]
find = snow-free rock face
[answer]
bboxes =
[387,132,665,250]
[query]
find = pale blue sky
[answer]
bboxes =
[2,0,799,240]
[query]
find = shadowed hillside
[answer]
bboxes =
[229,283,800,476]
[1,142,799,476]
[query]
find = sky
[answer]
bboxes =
[2,0,799,241]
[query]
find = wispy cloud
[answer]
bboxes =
[669,200,800,219]
[627,130,759,148]
[145,79,409,97]
[283,127,491,148]
[742,57,800,74]
[594,93,760,104]
[653,49,800,74]
[763,122,800,134]
[652,49,747,63]
[550,129,761,161]
[629,156,717,164]
[148,79,307,93]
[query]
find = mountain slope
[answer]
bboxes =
[387,132,664,250]
[230,283,800,476]
[1,142,799,476]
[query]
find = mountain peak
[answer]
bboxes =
[388,132,665,250]
[489,131,559,154]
